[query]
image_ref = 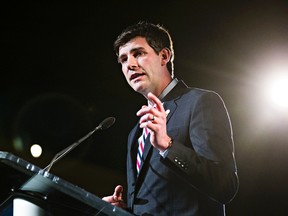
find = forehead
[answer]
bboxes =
[118,37,150,56]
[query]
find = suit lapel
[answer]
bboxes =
[164,101,176,124]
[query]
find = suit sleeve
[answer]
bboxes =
[164,91,239,204]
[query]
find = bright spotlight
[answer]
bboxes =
[267,74,288,108]
[266,73,288,110]
[30,144,42,158]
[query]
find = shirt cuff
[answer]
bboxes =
[159,148,169,158]
[159,138,173,158]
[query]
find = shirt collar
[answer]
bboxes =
[158,78,178,101]
[147,78,179,106]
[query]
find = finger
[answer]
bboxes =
[102,195,116,203]
[137,105,158,118]
[136,105,149,117]
[139,113,156,124]
[113,185,123,201]
[147,92,165,112]
[114,185,123,195]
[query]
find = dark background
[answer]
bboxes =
[1,0,288,215]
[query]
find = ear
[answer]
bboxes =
[160,48,171,65]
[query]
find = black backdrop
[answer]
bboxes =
[1,1,288,215]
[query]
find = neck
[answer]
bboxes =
[143,77,176,100]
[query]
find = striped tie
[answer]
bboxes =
[136,127,149,175]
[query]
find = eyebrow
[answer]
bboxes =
[118,47,146,63]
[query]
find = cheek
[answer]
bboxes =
[121,66,129,80]
[137,58,146,66]
[140,57,158,70]
[121,64,126,74]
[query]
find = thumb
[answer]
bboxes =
[113,185,123,200]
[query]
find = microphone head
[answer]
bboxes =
[100,117,116,130]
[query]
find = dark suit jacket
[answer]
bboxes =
[126,80,239,216]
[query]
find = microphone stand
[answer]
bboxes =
[42,117,115,174]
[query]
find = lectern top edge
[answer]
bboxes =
[0,151,133,216]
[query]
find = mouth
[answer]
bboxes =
[130,73,145,82]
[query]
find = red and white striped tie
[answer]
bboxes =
[136,127,149,175]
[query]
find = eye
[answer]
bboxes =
[119,56,127,64]
[134,50,144,58]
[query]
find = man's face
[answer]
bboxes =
[118,36,167,97]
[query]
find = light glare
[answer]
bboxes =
[30,144,42,158]
[267,74,288,109]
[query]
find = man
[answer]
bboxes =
[102,21,239,215]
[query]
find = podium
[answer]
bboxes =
[0,151,133,216]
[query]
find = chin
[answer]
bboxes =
[132,82,143,91]
[133,87,147,95]
[132,81,150,94]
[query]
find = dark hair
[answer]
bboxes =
[114,21,174,78]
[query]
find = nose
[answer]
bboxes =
[127,56,138,70]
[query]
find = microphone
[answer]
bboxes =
[42,117,116,173]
